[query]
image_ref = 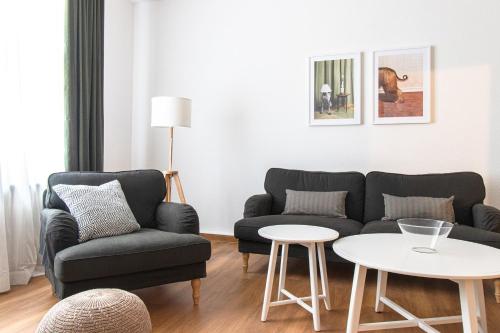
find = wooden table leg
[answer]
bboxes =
[474,280,488,333]
[346,264,367,333]
[261,240,279,322]
[459,280,479,333]
[308,243,321,331]
[375,270,388,312]
[317,242,332,310]
[277,243,289,301]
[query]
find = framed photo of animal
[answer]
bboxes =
[373,47,431,124]
[309,53,361,126]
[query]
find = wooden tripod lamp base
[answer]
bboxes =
[164,170,186,203]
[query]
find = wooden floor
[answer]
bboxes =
[1,235,499,333]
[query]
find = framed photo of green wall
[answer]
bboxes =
[309,53,361,126]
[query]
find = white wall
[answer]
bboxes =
[103,0,134,171]
[129,0,500,235]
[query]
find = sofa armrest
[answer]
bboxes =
[40,209,79,270]
[156,202,199,234]
[473,204,500,232]
[244,194,272,218]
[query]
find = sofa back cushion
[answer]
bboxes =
[264,168,365,221]
[364,171,485,225]
[45,170,166,228]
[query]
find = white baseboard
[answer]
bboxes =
[200,228,234,236]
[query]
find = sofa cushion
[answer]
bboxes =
[361,220,500,249]
[264,168,365,221]
[54,228,211,282]
[382,194,455,222]
[53,180,140,242]
[364,171,485,225]
[46,170,166,228]
[283,189,347,218]
[234,214,363,244]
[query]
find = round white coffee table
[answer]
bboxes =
[258,224,339,331]
[333,233,500,333]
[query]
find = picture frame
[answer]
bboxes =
[309,53,361,126]
[373,47,431,124]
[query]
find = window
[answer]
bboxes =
[0,0,65,290]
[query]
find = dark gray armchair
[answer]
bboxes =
[40,170,211,302]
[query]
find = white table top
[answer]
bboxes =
[333,234,500,280]
[258,224,339,243]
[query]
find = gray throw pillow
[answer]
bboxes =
[53,180,140,242]
[282,189,348,218]
[382,193,455,222]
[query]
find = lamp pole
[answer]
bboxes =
[168,127,174,172]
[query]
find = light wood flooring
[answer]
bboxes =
[1,235,499,333]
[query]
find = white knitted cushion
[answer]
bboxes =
[36,289,152,333]
[53,180,140,242]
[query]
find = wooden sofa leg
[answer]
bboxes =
[495,279,500,303]
[242,253,249,272]
[191,279,201,305]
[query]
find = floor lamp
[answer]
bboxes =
[151,96,191,203]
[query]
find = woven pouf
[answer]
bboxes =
[36,289,152,333]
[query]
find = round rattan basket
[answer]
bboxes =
[36,289,152,333]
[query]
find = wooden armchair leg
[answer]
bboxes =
[495,279,500,303]
[191,279,201,305]
[242,253,249,272]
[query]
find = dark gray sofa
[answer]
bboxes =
[234,168,500,300]
[40,170,211,301]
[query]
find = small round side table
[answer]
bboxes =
[258,224,339,331]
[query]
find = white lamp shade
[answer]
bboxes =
[320,84,332,93]
[151,96,192,128]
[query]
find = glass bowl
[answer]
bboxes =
[397,218,454,253]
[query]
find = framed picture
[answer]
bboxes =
[373,47,431,124]
[309,53,361,126]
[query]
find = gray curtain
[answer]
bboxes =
[65,0,104,171]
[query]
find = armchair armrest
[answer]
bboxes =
[156,202,199,234]
[473,204,500,232]
[244,194,272,218]
[40,209,79,270]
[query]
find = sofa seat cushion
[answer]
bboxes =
[361,220,500,249]
[234,215,363,245]
[54,228,211,282]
